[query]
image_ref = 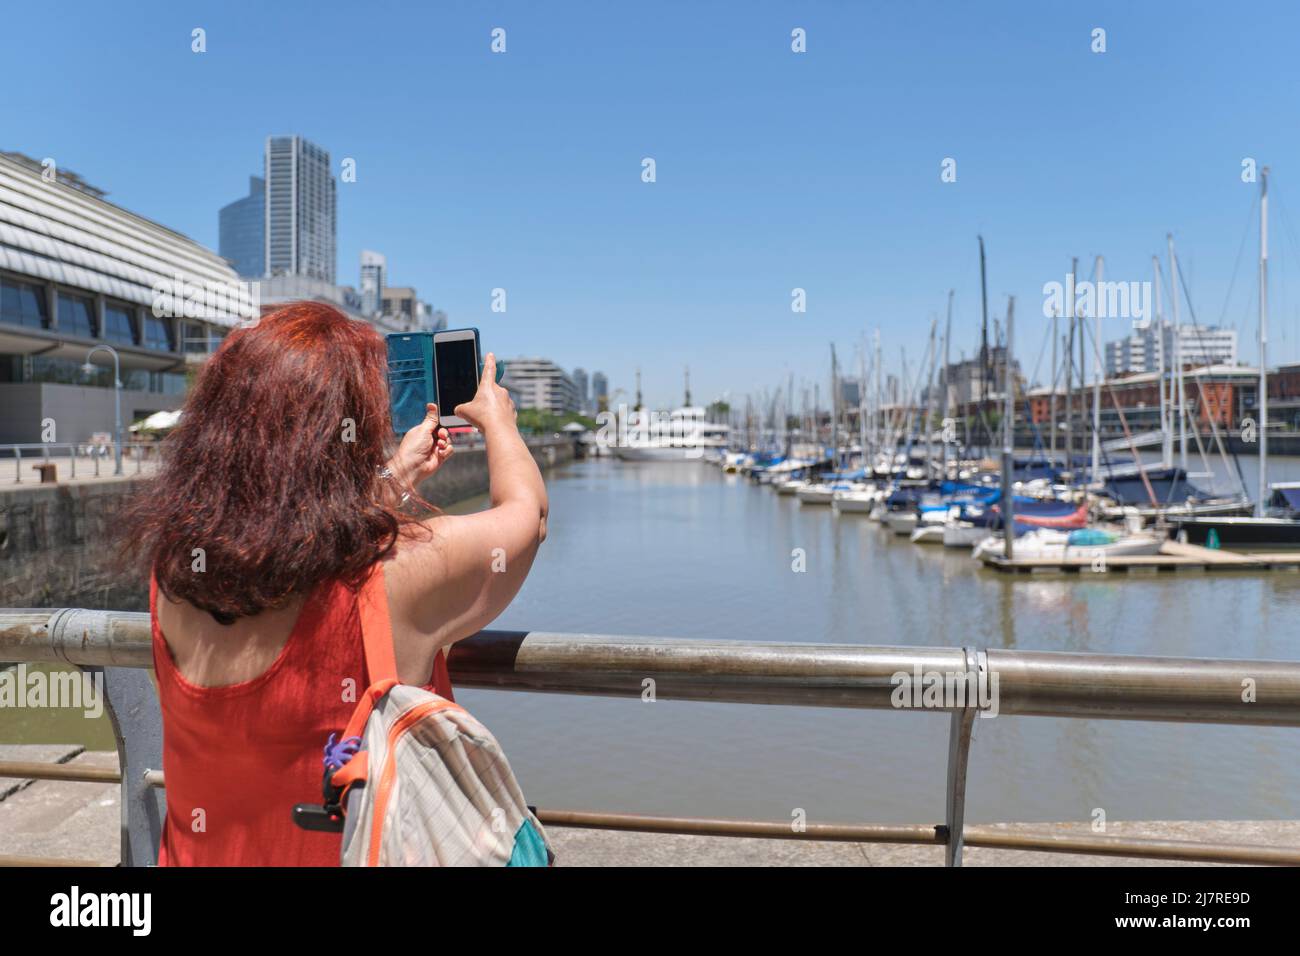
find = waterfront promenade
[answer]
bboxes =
[3,745,1294,867]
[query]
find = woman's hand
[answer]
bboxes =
[387,403,453,488]
[453,353,516,433]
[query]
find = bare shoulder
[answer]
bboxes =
[383,503,544,649]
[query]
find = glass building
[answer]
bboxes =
[265,136,336,284]
[0,152,254,444]
[218,176,265,279]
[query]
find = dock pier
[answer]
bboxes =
[980,539,1300,574]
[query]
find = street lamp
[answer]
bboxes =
[82,345,123,476]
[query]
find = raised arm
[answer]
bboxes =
[385,353,548,668]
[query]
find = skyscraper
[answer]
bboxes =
[218,176,265,278]
[591,371,608,411]
[572,368,589,414]
[359,250,385,317]
[265,135,336,283]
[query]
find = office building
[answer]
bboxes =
[380,287,422,332]
[1105,321,1237,377]
[0,151,254,443]
[501,358,580,414]
[591,371,608,411]
[218,176,265,278]
[265,135,336,284]
[572,368,589,413]
[359,250,385,317]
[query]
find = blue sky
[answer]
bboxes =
[5,0,1300,409]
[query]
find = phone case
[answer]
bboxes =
[386,332,435,435]
[386,330,504,435]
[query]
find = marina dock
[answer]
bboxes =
[980,539,1300,574]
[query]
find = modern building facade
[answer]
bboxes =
[501,358,580,414]
[1105,321,1237,377]
[359,250,385,317]
[380,287,422,332]
[572,367,588,413]
[0,151,254,444]
[939,346,1021,410]
[218,176,265,278]
[265,136,336,284]
[591,371,608,411]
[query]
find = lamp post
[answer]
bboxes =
[82,345,123,476]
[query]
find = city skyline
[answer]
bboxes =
[6,2,1300,409]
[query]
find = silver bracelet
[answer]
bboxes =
[378,465,412,505]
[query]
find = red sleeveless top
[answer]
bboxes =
[150,563,453,866]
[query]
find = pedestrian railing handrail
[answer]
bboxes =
[2,606,1299,867]
[1,442,163,483]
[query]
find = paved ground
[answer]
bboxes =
[2,746,1295,866]
[1,455,159,489]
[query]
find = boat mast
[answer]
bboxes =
[1153,254,1171,468]
[858,339,868,468]
[874,329,882,463]
[1050,304,1058,469]
[978,235,990,458]
[924,319,938,477]
[830,344,839,469]
[1064,258,1077,480]
[1258,166,1270,516]
[1002,295,1016,560]
[1168,233,1186,473]
[943,290,953,479]
[1091,255,1103,482]
[786,373,793,457]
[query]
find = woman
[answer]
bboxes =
[126,301,547,866]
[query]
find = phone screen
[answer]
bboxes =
[434,337,479,417]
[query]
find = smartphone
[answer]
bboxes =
[433,328,482,428]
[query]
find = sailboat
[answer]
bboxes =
[1170,168,1300,547]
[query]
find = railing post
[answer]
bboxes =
[943,646,983,867]
[14,445,20,483]
[83,665,166,867]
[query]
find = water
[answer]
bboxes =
[451,456,1300,827]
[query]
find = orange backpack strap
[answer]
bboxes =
[341,677,398,742]
[358,561,398,684]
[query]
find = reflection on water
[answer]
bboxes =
[452,457,1300,824]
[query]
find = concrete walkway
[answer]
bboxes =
[2,746,1295,866]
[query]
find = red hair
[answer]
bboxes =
[125,302,405,619]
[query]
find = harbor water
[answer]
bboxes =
[453,456,1300,827]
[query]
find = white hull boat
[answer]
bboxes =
[973,527,1166,563]
[797,484,838,505]
[883,511,919,535]
[909,524,946,544]
[942,522,988,549]
[832,489,880,513]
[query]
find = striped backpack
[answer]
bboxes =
[294,568,553,866]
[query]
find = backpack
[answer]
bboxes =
[293,565,553,866]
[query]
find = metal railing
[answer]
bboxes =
[1,442,163,484]
[2,607,1299,866]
